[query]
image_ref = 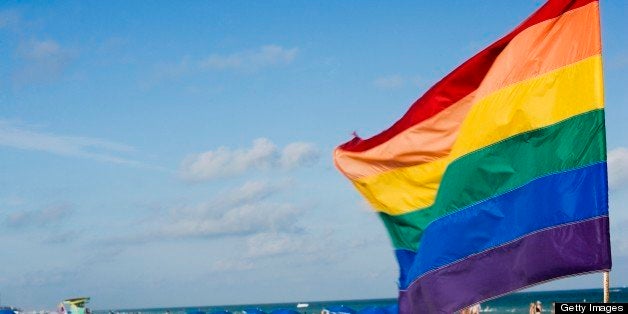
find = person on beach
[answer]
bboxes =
[460,303,480,314]
[470,303,480,314]
[536,301,543,313]
[529,302,536,314]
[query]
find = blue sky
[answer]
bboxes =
[1,0,627,310]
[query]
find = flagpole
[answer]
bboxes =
[603,271,610,303]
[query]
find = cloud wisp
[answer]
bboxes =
[3,203,73,229]
[160,180,301,239]
[100,180,303,246]
[12,39,76,86]
[609,147,628,190]
[245,232,305,258]
[160,202,301,239]
[144,45,298,87]
[180,138,319,182]
[200,45,298,72]
[0,120,141,165]
[200,45,299,72]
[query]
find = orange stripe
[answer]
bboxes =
[335,2,600,180]
[334,91,475,179]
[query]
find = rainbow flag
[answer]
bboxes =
[333,0,611,312]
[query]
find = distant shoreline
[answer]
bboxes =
[93,287,628,313]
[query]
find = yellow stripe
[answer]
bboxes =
[354,55,603,215]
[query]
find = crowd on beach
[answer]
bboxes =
[528,301,543,314]
[458,300,544,313]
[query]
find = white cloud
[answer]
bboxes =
[115,181,304,242]
[180,138,276,181]
[245,232,304,258]
[96,180,302,248]
[4,203,73,228]
[1,11,75,87]
[23,39,63,59]
[0,120,140,165]
[213,180,281,208]
[161,202,301,238]
[180,138,319,182]
[13,39,75,86]
[280,142,319,169]
[143,45,298,87]
[200,45,298,72]
[608,147,628,190]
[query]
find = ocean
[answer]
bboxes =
[94,287,628,314]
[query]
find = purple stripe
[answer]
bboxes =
[398,217,611,314]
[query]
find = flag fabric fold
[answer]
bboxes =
[333,0,611,312]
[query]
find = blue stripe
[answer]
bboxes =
[401,162,608,289]
[395,249,416,287]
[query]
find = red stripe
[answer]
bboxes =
[339,0,597,153]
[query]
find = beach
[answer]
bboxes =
[91,287,628,314]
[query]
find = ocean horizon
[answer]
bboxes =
[92,287,628,314]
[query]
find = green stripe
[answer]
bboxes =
[380,109,606,251]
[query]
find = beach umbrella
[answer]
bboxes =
[357,306,386,314]
[325,305,356,314]
[269,309,299,314]
[383,304,397,314]
[243,309,266,314]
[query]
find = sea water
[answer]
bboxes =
[94,287,628,314]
